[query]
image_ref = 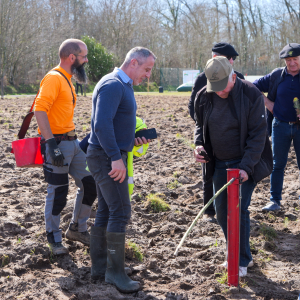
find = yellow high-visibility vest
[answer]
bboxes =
[128,117,149,197]
[86,117,149,198]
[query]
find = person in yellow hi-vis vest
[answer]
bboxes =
[85,116,149,198]
[128,117,149,197]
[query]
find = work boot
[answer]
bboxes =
[90,227,131,280]
[90,226,107,280]
[105,232,140,293]
[66,223,90,246]
[49,242,69,255]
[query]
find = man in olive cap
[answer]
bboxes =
[253,43,300,211]
[193,56,270,276]
[188,42,244,222]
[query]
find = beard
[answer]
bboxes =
[71,58,87,84]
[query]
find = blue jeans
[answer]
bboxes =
[270,118,300,205]
[86,146,131,232]
[213,159,256,267]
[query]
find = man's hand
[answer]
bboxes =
[135,128,151,146]
[194,146,209,163]
[263,94,274,114]
[46,138,65,167]
[109,159,127,183]
[239,169,248,182]
[134,136,150,146]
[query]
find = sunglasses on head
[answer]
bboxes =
[227,56,237,61]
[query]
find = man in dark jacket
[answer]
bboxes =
[193,57,268,277]
[188,42,244,222]
[253,43,300,211]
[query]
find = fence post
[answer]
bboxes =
[227,168,240,287]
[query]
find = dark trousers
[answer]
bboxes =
[76,83,83,95]
[202,163,215,216]
[213,158,256,267]
[86,146,131,232]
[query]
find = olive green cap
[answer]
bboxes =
[204,56,233,92]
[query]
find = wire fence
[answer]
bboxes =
[159,68,203,90]
[159,66,276,90]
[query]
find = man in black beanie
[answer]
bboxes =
[188,42,244,222]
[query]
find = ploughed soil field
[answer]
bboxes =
[0,94,300,300]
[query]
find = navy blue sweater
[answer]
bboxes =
[88,69,137,161]
[253,68,300,123]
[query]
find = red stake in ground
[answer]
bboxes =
[227,168,240,287]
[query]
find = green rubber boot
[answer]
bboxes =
[90,226,107,280]
[105,232,140,293]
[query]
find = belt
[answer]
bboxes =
[52,135,77,141]
[41,131,77,144]
[275,117,300,125]
[288,120,300,125]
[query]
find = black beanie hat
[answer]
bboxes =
[212,42,239,57]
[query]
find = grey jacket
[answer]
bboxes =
[194,77,272,183]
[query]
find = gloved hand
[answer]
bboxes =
[46,138,65,167]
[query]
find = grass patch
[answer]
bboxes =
[216,270,228,284]
[167,179,181,189]
[268,213,276,221]
[258,256,271,268]
[173,171,180,178]
[126,240,143,262]
[144,193,170,213]
[157,139,161,150]
[240,278,248,288]
[176,133,195,149]
[1,255,9,267]
[284,217,289,228]
[259,223,277,241]
[250,240,257,253]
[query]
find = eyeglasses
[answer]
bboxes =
[227,56,237,61]
[74,54,88,59]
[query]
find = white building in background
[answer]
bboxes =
[183,70,200,84]
[244,75,264,83]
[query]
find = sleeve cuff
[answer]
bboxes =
[111,153,122,161]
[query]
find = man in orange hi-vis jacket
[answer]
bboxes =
[34,39,96,255]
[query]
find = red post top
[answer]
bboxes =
[227,168,240,185]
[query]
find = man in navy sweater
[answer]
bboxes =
[86,47,156,293]
[253,43,300,211]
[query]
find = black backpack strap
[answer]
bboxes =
[53,70,75,105]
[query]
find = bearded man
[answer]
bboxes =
[34,39,97,255]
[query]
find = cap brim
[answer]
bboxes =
[206,76,229,93]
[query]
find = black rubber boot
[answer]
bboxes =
[105,232,140,293]
[90,226,107,280]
